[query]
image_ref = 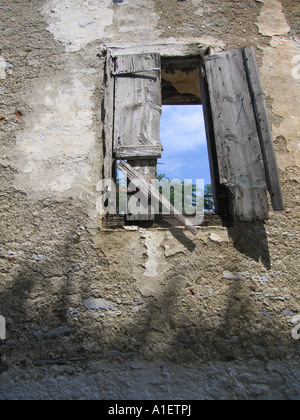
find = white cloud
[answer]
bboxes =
[158,105,211,182]
[160,105,207,155]
[158,158,185,177]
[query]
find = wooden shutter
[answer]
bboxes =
[113,53,163,159]
[242,47,284,212]
[113,53,163,221]
[204,47,284,222]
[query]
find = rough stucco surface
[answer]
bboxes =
[1,358,300,400]
[0,0,299,400]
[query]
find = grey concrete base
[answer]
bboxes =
[0,357,299,400]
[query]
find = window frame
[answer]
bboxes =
[102,46,224,230]
[101,44,283,230]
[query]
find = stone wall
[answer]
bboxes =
[0,0,299,399]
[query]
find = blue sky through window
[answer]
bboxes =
[158,105,211,186]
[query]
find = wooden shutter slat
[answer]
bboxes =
[112,67,160,76]
[103,49,115,181]
[199,60,220,213]
[113,53,163,159]
[126,158,156,221]
[205,48,269,221]
[243,47,284,211]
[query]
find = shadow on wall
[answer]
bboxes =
[101,261,291,364]
[228,222,271,270]
[166,219,271,269]
[0,194,103,370]
[0,194,293,371]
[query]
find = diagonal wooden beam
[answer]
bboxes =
[117,160,198,236]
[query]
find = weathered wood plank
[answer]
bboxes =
[126,159,156,221]
[115,146,162,159]
[117,161,198,236]
[113,53,163,159]
[205,48,269,221]
[243,46,284,211]
[103,49,115,180]
[104,212,225,230]
[199,59,221,213]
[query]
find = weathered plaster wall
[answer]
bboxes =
[0,0,299,399]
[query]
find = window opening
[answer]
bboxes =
[104,47,283,230]
[158,104,214,212]
[111,54,218,226]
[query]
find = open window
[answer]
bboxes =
[102,46,284,231]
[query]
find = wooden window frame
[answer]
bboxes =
[102,47,224,230]
[101,45,284,231]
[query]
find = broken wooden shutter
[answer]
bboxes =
[113,53,163,220]
[204,46,284,222]
[118,161,198,236]
[113,53,163,159]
